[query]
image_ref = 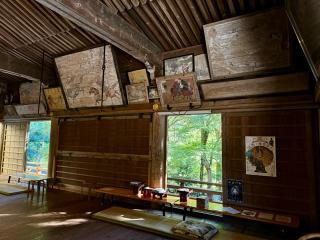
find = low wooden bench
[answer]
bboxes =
[174,198,300,228]
[95,187,179,216]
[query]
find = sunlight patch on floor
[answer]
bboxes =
[30,218,88,227]
[28,212,67,217]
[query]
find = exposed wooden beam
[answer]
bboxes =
[35,0,161,65]
[315,82,320,102]
[0,52,54,82]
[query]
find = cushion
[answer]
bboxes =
[172,220,218,240]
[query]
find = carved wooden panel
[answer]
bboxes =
[204,9,290,79]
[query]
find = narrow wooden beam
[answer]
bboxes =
[0,52,54,82]
[201,72,310,100]
[315,81,320,102]
[35,0,161,65]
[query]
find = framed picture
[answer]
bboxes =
[128,69,149,85]
[3,105,18,118]
[147,86,160,100]
[204,9,290,80]
[245,136,276,177]
[195,54,210,81]
[126,83,149,104]
[156,72,201,108]
[164,54,194,76]
[19,82,46,105]
[227,179,243,202]
[44,87,67,111]
[55,45,124,108]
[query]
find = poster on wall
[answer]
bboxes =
[245,136,276,177]
[126,83,149,104]
[227,179,243,202]
[195,54,210,81]
[164,54,194,76]
[128,69,149,85]
[55,45,124,108]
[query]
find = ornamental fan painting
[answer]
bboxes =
[245,136,276,177]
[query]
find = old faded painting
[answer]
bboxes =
[195,54,210,81]
[20,82,46,105]
[44,87,66,111]
[126,83,149,104]
[128,69,149,85]
[55,45,123,108]
[156,73,201,108]
[245,136,276,177]
[204,9,290,79]
[15,103,47,116]
[164,54,194,76]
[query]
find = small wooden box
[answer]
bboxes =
[197,196,209,209]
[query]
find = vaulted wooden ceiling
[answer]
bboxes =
[0,0,283,84]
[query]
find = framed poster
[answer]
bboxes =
[156,72,201,108]
[126,83,149,104]
[195,54,210,81]
[44,87,67,111]
[245,136,276,177]
[164,54,194,76]
[204,9,290,79]
[19,82,46,105]
[55,45,124,108]
[227,179,243,202]
[128,69,149,85]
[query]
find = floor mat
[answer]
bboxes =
[0,183,28,195]
[92,207,264,240]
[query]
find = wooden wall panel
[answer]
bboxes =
[223,110,317,224]
[56,117,150,188]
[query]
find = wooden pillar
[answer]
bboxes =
[48,117,59,178]
[150,113,166,188]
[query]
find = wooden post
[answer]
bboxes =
[48,117,59,178]
[150,113,166,188]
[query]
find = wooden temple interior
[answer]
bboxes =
[0,0,319,239]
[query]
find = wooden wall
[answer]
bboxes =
[223,109,318,224]
[55,116,151,188]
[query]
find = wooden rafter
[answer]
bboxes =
[35,0,162,65]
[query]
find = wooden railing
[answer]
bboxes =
[167,177,223,203]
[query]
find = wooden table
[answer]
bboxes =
[8,173,52,197]
[95,187,179,216]
[174,198,299,228]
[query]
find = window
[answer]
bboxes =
[1,120,51,177]
[166,114,222,202]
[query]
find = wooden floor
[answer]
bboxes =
[0,189,295,240]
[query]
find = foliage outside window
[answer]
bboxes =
[167,114,222,198]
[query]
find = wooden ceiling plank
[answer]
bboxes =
[206,0,222,21]
[238,0,247,13]
[216,0,231,19]
[126,8,167,50]
[185,0,205,29]
[74,28,101,45]
[226,0,238,16]
[166,0,198,45]
[119,11,143,31]
[149,1,183,49]
[36,0,161,64]
[157,0,191,47]
[195,0,213,23]
[175,0,201,43]
[0,51,54,82]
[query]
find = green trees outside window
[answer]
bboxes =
[167,114,222,191]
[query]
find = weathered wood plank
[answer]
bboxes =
[315,81,320,102]
[204,9,290,80]
[201,72,310,100]
[35,0,161,65]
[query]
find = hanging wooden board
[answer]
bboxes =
[55,45,124,109]
[19,82,46,105]
[14,103,47,116]
[204,9,290,80]
[44,87,67,111]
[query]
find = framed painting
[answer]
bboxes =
[126,83,149,104]
[164,54,194,76]
[156,72,201,108]
[245,136,276,177]
[19,82,46,105]
[3,105,18,118]
[44,87,67,111]
[204,9,290,80]
[55,45,124,109]
[195,54,210,81]
[147,86,160,100]
[227,179,243,203]
[14,103,47,116]
[128,69,149,85]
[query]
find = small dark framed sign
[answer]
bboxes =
[227,179,243,202]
